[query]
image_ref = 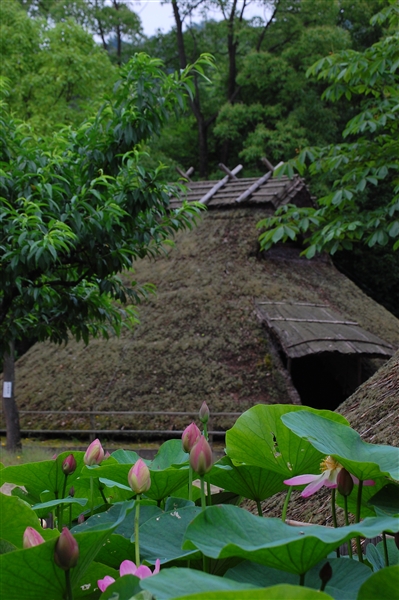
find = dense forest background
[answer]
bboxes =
[1,0,398,316]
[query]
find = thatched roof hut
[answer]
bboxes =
[2,166,398,436]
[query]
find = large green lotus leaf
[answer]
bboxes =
[0,501,132,599]
[99,574,141,599]
[0,493,59,548]
[226,557,371,600]
[0,451,86,502]
[172,587,333,600]
[182,504,399,575]
[140,506,202,563]
[209,456,286,502]
[367,483,399,517]
[225,405,348,476]
[281,411,399,480]
[94,532,136,569]
[357,566,399,600]
[366,539,399,572]
[139,568,258,599]
[75,561,119,598]
[32,497,88,511]
[111,450,143,464]
[151,439,189,468]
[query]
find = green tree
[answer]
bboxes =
[257,2,399,256]
[0,53,212,450]
[1,0,117,137]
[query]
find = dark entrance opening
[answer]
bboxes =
[290,353,362,411]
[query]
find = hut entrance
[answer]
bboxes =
[255,300,394,410]
[289,353,360,410]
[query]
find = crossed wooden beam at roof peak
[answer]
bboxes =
[176,158,284,206]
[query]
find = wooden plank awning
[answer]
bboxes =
[170,170,312,210]
[255,301,395,359]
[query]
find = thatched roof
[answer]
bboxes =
[4,205,399,436]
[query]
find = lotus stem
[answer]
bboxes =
[343,496,353,559]
[200,477,206,511]
[188,464,193,502]
[299,573,305,586]
[207,478,211,506]
[89,476,94,517]
[135,495,141,566]
[256,500,263,517]
[355,480,364,563]
[331,489,340,557]
[281,487,292,522]
[382,532,389,567]
[65,569,73,600]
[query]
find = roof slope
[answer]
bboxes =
[6,208,399,434]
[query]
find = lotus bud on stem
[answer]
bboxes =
[337,468,353,558]
[190,436,213,511]
[128,459,152,567]
[84,439,105,517]
[182,423,201,501]
[58,454,77,530]
[54,528,79,600]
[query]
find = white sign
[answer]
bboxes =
[3,381,12,398]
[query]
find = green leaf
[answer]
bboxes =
[0,501,132,599]
[226,557,372,600]
[182,504,399,575]
[0,494,58,548]
[140,568,258,599]
[357,566,399,600]
[225,405,348,477]
[0,452,85,502]
[99,574,141,599]
[367,483,399,516]
[366,539,399,572]
[281,411,399,480]
[209,456,286,502]
[140,506,202,563]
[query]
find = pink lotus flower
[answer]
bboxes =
[23,526,45,549]
[190,435,213,476]
[62,454,77,475]
[182,422,201,453]
[83,438,104,466]
[128,459,151,494]
[284,456,374,498]
[98,559,160,592]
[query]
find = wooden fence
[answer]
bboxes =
[0,410,242,442]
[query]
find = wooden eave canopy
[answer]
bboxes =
[170,162,312,210]
[255,301,395,360]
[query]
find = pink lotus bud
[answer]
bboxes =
[104,451,111,459]
[83,439,104,466]
[128,459,151,494]
[199,401,210,424]
[182,422,201,453]
[23,526,45,549]
[62,454,77,475]
[189,435,213,476]
[54,527,79,570]
[77,514,85,525]
[69,486,75,497]
[319,561,332,591]
[337,468,354,497]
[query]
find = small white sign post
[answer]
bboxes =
[3,381,12,398]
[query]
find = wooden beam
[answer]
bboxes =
[261,157,275,171]
[235,161,284,203]
[218,163,239,180]
[199,164,243,205]
[176,166,194,182]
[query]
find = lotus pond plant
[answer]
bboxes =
[0,403,398,600]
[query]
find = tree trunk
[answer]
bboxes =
[2,341,21,451]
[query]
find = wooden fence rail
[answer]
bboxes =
[0,410,242,442]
